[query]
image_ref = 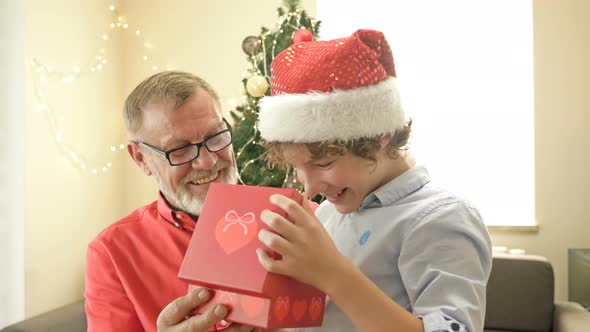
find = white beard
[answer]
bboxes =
[147,158,238,216]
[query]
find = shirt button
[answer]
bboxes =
[175,213,183,219]
[220,320,228,326]
[174,222,180,228]
[451,322,461,331]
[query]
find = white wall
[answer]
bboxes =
[0,0,25,327]
[23,0,126,317]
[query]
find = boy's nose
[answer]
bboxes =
[297,170,325,197]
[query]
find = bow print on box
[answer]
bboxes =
[215,210,258,254]
[274,296,291,321]
[309,297,323,320]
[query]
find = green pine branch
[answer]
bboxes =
[231,0,320,191]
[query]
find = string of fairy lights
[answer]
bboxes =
[30,4,175,175]
[31,3,313,187]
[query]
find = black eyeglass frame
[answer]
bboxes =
[137,118,233,166]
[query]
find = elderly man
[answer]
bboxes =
[85,71,255,332]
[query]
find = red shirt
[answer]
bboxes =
[85,193,226,332]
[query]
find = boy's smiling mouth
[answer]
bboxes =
[324,188,347,201]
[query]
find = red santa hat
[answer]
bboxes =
[258,29,406,143]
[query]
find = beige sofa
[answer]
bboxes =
[2,254,589,332]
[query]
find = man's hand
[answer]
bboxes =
[157,288,257,332]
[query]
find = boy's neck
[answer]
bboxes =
[375,154,413,189]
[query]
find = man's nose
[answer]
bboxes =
[191,146,218,170]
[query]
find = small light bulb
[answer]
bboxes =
[152,65,158,71]
[110,146,116,152]
[123,23,128,29]
[73,65,80,73]
[107,162,112,167]
[92,169,98,174]
[101,59,107,64]
[102,167,108,172]
[135,30,141,36]
[143,55,148,61]
[110,23,116,29]
[102,34,109,40]
[96,64,103,71]
[108,4,116,11]
[119,144,125,149]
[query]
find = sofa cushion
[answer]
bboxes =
[0,300,86,332]
[484,254,554,332]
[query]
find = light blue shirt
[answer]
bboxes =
[306,165,492,332]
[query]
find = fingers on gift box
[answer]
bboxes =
[179,183,326,329]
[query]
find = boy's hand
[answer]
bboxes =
[157,288,257,332]
[256,194,347,291]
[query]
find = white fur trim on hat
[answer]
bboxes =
[258,77,405,143]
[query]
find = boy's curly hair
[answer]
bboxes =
[263,120,412,168]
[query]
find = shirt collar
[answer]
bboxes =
[360,165,431,209]
[157,192,197,232]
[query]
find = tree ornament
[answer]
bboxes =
[292,28,313,44]
[241,36,260,56]
[246,75,269,97]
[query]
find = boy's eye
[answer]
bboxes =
[316,161,334,168]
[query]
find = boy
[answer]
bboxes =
[255,29,492,332]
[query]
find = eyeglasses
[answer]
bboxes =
[137,118,233,166]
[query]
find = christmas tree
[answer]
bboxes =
[231,0,320,189]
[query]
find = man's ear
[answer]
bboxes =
[127,141,152,176]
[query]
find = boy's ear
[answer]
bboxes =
[379,135,392,148]
[127,141,153,176]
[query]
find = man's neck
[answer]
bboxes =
[160,191,199,220]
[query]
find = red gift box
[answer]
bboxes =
[179,183,325,329]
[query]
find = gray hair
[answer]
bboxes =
[123,71,220,135]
